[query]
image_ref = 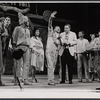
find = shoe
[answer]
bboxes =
[86,79,90,82]
[97,78,100,82]
[0,81,5,86]
[69,81,73,84]
[48,83,56,85]
[78,79,82,82]
[96,88,100,90]
[60,81,65,84]
[24,80,32,85]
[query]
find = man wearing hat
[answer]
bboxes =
[12,12,31,85]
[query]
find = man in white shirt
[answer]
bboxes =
[46,11,61,85]
[75,31,89,82]
[59,24,77,84]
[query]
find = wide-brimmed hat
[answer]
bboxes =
[12,49,24,60]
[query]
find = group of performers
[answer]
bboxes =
[0,11,100,86]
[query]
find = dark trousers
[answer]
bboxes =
[61,49,74,82]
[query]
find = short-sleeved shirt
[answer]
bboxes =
[76,38,89,53]
[12,26,30,46]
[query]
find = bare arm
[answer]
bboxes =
[12,27,19,48]
[48,11,57,35]
[48,15,53,29]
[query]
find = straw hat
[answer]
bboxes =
[18,12,28,25]
[12,49,24,60]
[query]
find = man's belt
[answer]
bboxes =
[77,52,87,54]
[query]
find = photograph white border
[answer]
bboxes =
[0,1,100,98]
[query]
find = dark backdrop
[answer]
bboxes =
[0,3,100,75]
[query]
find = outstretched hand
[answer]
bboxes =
[51,11,57,18]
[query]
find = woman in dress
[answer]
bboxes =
[30,28,44,83]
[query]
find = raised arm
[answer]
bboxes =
[48,11,57,34]
[48,15,53,30]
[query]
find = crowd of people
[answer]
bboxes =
[0,11,100,86]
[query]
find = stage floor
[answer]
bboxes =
[0,75,100,98]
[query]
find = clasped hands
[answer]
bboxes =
[63,42,71,47]
[12,44,18,51]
